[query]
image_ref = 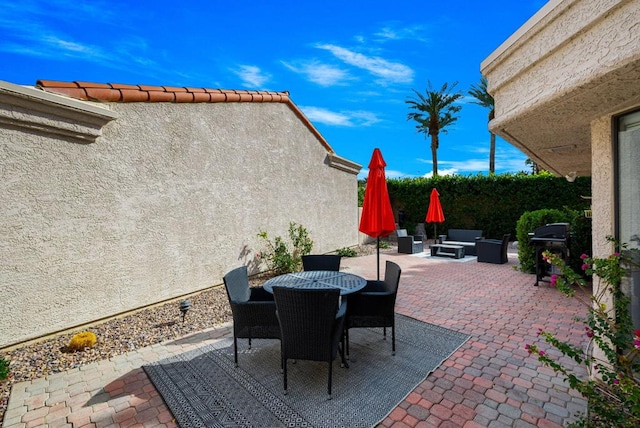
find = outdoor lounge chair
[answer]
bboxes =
[273,287,346,397]
[345,260,401,357]
[476,234,511,264]
[396,229,424,254]
[223,266,281,367]
[302,254,341,271]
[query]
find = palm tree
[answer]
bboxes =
[468,76,496,173]
[406,81,463,176]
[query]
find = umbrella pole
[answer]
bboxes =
[377,237,380,280]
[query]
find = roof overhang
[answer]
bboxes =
[481,0,640,177]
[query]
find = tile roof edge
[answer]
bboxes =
[34,80,335,153]
[35,80,291,104]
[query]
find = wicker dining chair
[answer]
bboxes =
[345,260,402,357]
[223,266,280,367]
[272,286,346,397]
[301,254,342,271]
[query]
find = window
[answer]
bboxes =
[617,109,640,330]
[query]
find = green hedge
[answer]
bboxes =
[382,173,591,240]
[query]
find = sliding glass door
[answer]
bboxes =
[617,109,640,329]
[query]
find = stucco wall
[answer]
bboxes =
[0,93,360,348]
[482,0,640,177]
[590,116,615,258]
[485,0,637,120]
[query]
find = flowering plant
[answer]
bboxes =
[526,237,640,427]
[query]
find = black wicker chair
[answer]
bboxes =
[477,234,511,264]
[396,229,424,254]
[301,254,342,271]
[345,260,401,357]
[223,266,280,367]
[272,287,346,397]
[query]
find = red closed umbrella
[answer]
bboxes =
[425,188,445,239]
[359,148,396,279]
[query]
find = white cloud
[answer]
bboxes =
[0,5,158,72]
[374,24,430,43]
[300,106,382,127]
[315,43,414,84]
[234,65,271,89]
[300,107,352,126]
[281,60,351,86]
[422,168,458,178]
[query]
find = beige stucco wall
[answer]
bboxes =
[482,0,640,177]
[0,84,360,348]
[590,116,615,258]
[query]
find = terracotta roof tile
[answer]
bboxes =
[147,91,175,102]
[162,86,187,93]
[192,92,212,102]
[75,81,111,89]
[174,92,194,103]
[85,88,121,102]
[120,89,150,102]
[109,83,140,90]
[36,80,78,88]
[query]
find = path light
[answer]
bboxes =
[179,300,191,322]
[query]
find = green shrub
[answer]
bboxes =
[336,247,358,257]
[386,174,591,240]
[516,208,592,274]
[257,222,313,275]
[516,209,569,273]
[0,355,9,381]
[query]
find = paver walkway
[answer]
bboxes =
[3,248,589,427]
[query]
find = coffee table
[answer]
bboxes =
[429,244,466,259]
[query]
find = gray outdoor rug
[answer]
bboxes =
[144,314,469,428]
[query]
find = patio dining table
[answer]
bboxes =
[262,270,367,295]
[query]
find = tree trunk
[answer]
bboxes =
[489,131,496,173]
[431,133,439,176]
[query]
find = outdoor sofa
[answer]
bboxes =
[438,229,484,256]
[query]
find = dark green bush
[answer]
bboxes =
[386,173,591,240]
[515,208,592,273]
[516,209,569,273]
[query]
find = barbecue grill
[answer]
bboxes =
[529,223,570,286]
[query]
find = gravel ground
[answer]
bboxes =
[0,243,391,425]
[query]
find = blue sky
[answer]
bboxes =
[0,0,548,179]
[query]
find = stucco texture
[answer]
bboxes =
[1,99,360,348]
[482,0,640,177]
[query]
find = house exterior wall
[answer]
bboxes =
[481,0,640,178]
[482,0,639,255]
[0,85,360,348]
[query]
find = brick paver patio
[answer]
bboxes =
[3,247,589,427]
